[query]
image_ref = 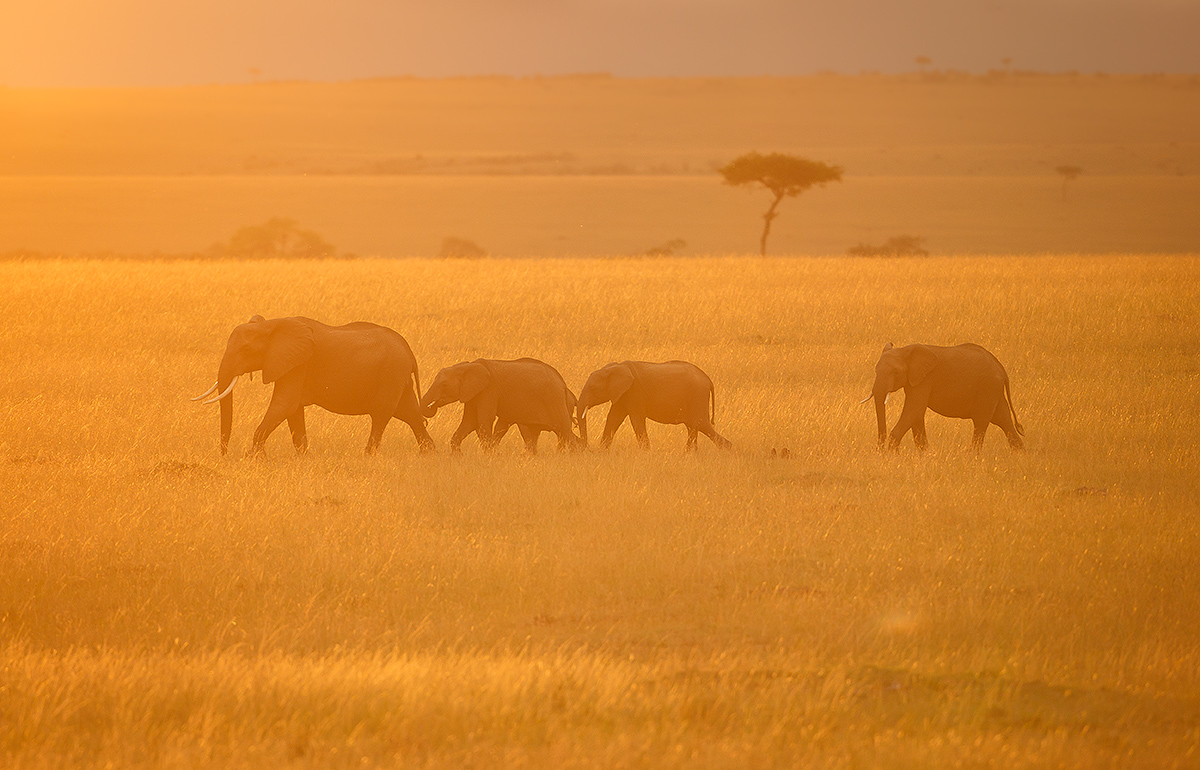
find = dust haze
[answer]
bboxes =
[1,3,1199,768]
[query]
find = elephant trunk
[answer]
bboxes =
[873,378,890,447]
[216,357,239,455]
[220,392,233,455]
[419,392,439,419]
[576,404,589,448]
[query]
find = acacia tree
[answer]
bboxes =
[719,152,843,256]
[1055,165,1083,202]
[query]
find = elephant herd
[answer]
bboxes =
[191,315,1024,457]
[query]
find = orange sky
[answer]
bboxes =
[1,0,1198,86]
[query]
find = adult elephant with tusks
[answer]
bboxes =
[420,358,580,453]
[190,315,434,456]
[866,342,1024,452]
[576,360,732,450]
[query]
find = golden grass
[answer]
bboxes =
[1,256,1198,767]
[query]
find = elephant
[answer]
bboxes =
[576,360,731,450]
[491,388,580,453]
[190,315,433,455]
[420,358,580,453]
[868,342,1024,451]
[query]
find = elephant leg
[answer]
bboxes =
[887,392,927,451]
[286,407,308,454]
[450,411,479,452]
[887,417,915,450]
[517,424,539,454]
[395,387,435,452]
[556,429,577,452]
[600,405,628,449]
[699,422,732,449]
[365,413,390,455]
[474,401,498,452]
[912,414,929,451]
[971,417,990,451]
[629,408,650,449]
[969,391,1004,452]
[492,419,512,445]
[686,426,699,450]
[991,401,1025,450]
[250,395,299,455]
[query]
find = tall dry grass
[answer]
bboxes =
[1,256,1198,767]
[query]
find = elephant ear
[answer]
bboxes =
[459,362,492,403]
[907,345,939,387]
[607,364,635,403]
[262,318,315,383]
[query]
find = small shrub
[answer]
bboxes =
[438,237,488,259]
[846,235,929,257]
[211,218,338,259]
[642,238,687,257]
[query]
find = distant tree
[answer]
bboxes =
[718,152,843,256]
[914,55,932,70]
[213,217,337,258]
[1055,165,1083,201]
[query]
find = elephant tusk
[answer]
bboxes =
[202,375,239,405]
[191,381,219,401]
[580,407,588,421]
[885,392,892,405]
[858,395,872,405]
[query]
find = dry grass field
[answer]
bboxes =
[1,255,1198,767]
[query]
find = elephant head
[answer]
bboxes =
[191,316,315,454]
[420,361,490,417]
[576,362,634,447]
[870,343,938,446]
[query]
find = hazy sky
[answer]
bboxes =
[2,0,1198,86]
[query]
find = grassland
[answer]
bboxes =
[3,73,1199,256]
[1,255,1198,767]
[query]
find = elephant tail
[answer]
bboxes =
[1004,377,1024,436]
[710,381,716,426]
[412,366,423,406]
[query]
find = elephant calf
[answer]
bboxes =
[869,342,1024,451]
[577,360,731,450]
[191,315,433,456]
[420,358,580,453]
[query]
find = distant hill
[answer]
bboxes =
[3,73,1197,178]
[2,74,1198,256]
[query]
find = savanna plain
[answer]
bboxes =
[1,255,1198,767]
